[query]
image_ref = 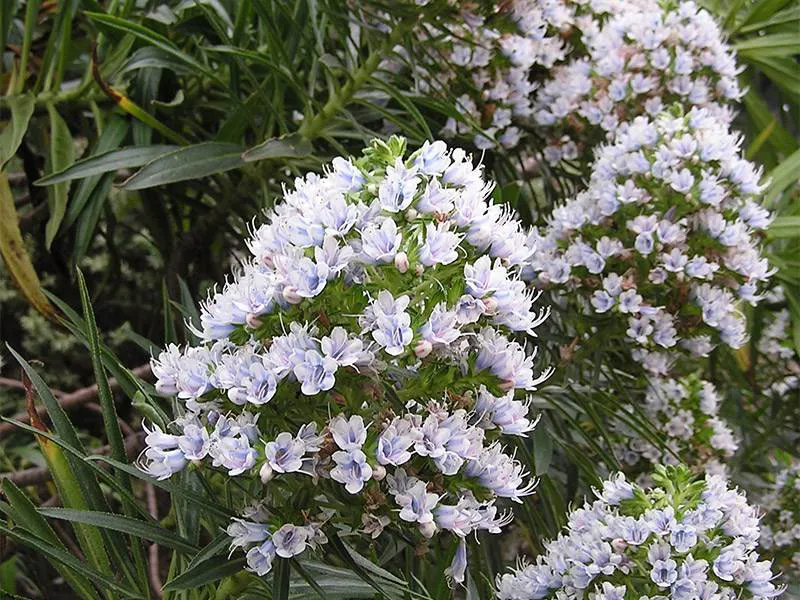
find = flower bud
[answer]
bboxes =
[414,264,424,276]
[611,538,627,553]
[418,521,436,539]
[246,313,263,329]
[405,208,418,221]
[282,286,303,304]
[372,465,386,481]
[414,340,433,358]
[259,462,274,484]
[394,252,409,273]
[482,297,498,315]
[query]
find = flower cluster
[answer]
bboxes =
[140,137,551,582]
[396,0,571,151]
[497,465,784,599]
[530,107,773,374]
[612,375,737,477]
[534,0,742,166]
[759,459,800,580]
[755,287,800,401]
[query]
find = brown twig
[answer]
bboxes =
[0,364,151,438]
[146,483,164,598]
[0,432,145,487]
[0,376,65,397]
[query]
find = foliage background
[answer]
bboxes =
[0,0,797,598]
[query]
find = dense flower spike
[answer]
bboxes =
[140,136,550,581]
[755,287,800,401]
[535,0,742,166]
[759,459,800,580]
[497,465,784,599]
[530,107,773,373]
[396,0,576,150]
[396,0,739,161]
[612,375,737,477]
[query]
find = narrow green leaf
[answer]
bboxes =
[767,216,800,239]
[531,426,553,476]
[76,269,129,468]
[44,105,75,248]
[120,46,196,76]
[241,134,313,163]
[736,33,800,57]
[1,481,101,600]
[765,148,800,207]
[0,526,144,599]
[0,95,35,169]
[122,143,246,190]
[162,556,247,591]
[35,145,179,186]
[273,558,291,600]
[38,508,198,554]
[62,117,129,231]
[85,12,221,83]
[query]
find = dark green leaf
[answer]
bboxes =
[38,508,198,554]
[241,134,313,163]
[0,95,35,169]
[162,555,247,591]
[44,105,75,248]
[122,143,246,190]
[35,145,178,186]
[0,525,144,599]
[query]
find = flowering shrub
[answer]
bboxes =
[535,0,742,167]
[755,288,800,401]
[529,106,773,374]
[612,375,737,477]
[496,465,784,599]
[398,0,574,151]
[140,136,551,582]
[759,460,800,580]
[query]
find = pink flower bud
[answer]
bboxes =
[415,340,433,358]
[611,538,627,553]
[246,313,263,329]
[372,465,386,481]
[482,297,498,314]
[419,521,436,539]
[282,286,303,304]
[394,252,409,273]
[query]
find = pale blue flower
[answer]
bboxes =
[265,432,307,474]
[321,327,364,367]
[330,415,367,450]
[379,158,419,212]
[420,304,460,347]
[293,349,338,395]
[372,313,413,356]
[330,449,373,493]
[272,524,310,558]
[245,540,276,575]
[396,480,440,524]
[412,140,451,175]
[360,218,402,263]
[419,222,462,266]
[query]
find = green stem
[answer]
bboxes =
[15,0,42,94]
[298,20,411,140]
